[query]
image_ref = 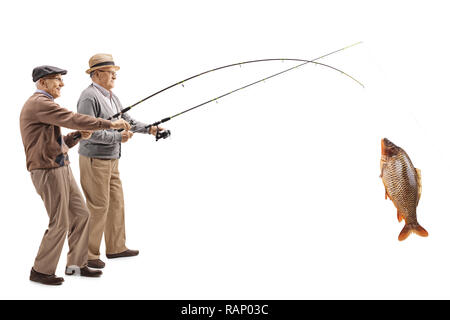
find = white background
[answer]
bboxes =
[1,0,449,299]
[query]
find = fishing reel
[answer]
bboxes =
[156,129,171,141]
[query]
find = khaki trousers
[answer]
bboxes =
[79,155,127,260]
[31,165,89,275]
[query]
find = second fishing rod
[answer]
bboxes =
[145,43,364,141]
[74,42,363,141]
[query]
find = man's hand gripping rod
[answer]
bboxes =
[144,118,171,141]
[73,115,171,141]
[114,117,171,141]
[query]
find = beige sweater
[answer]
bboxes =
[20,92,112,171]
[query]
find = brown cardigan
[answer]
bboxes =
[20,92,112,171]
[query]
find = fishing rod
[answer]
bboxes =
[113,42,363,120]
[144,43,364,141]
[110,52,363,119]
[74,42,363,140]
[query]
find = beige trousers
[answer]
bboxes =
[79,155,127,260]
[31,165,89,275]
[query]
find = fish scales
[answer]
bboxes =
[380,138,428,241]
[383,150,419,222]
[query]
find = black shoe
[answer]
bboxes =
[30,268,64,286]
[106,249,139,259]
[88,259,106,269]
[65,266,103,277]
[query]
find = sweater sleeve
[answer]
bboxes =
[35,97,111,131]
[77,97,122,144]
[112,95,150,134]
[121,112,151,134]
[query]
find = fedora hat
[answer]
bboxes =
[86,53,120,74]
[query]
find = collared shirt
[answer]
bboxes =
[35,89,54,100]
[92,82,121,116]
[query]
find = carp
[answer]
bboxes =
[380,138,428,241]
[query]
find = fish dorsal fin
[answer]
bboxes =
[416,168,422,200]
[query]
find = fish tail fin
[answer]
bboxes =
[398,223,429,241]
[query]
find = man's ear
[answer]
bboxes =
[36,78,45,89]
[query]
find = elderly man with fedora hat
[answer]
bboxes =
[77,54,163,269]
[20,65,131,285]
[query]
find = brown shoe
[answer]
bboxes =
[106,249,139,259]
[65,266,103,277]
[30,268,64,286]
[88,259,105,269]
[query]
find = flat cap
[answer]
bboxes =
[32,65,67,82]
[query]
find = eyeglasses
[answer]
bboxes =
[43,76,64,82]
[97,70,117,77]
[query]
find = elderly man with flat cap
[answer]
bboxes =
[20,65,131,285]
[77,54,163,269]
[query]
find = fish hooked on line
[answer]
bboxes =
[380,138,428,241]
